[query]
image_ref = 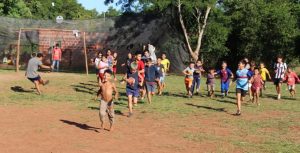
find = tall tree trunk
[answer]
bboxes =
[177,0,211,62]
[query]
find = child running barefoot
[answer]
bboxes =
[156,57,165,96]
[183,62,195,98]
[25,53,52,95]
[126,62,142,117]
[283,67,300,98]
[145,58,160,104]
[250,68,264,105]
[234,60,252,116]
[216,61,233,98]
[98,69,119,131]
[206,68,216,98]
[259,63,271,96]
[191,60,205,96]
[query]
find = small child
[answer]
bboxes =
[145,58,160,104]
[234,60,252,116]
[206,68,216,98]
[98,56,109,85]
[216,61,233,98]
[248,65,255,101]
[126,62,143,117]
[283,67,300,98]
[191,60,205,95]
[156,57,165,96]
[98,69,119,131]
[112,52,118,81]
[250,68,264,105]
[182,62,195,98]
[259,63,271,96]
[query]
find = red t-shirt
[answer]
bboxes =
[52,48,62,60]
[284,72,300,85]
[252,75,263,89]
[137,60,145,78]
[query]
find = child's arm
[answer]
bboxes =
[112,83,119,101]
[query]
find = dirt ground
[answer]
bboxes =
[0,104,222,153]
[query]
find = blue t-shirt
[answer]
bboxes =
[145,65,160,82]
[126,71,139,90]
[236,68,252,90]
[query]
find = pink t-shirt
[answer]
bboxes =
[52,48,62,60]
[252,75,263,89]
[98,61,108,74]
[284,72,300,85]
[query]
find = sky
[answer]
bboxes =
[77,0,120,13]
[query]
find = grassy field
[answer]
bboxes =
[0,70,299,153]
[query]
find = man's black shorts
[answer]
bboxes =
[28,75,41,83]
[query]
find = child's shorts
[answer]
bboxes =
[236,88,248,97]
[288,85,295,90]
[273,78,282,86]
[251,86,261,93]
[126,88,139,98]
[207,84,215,91]
[159,76,165,83]
[112,66,117,73]
[27,75,41,83]
[146,82,157,93]
[185,78,193,87]
[248,83,252,88]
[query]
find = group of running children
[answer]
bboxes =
[25,49,299,131]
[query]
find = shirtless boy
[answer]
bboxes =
[98,69,119,131]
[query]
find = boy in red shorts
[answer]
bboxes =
[250,68,264,105]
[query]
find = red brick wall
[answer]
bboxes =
[38,30,108,69]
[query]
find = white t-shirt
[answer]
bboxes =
[95,58,101,69]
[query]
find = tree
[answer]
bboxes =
[105,0,218,62]
[0,0,32,18]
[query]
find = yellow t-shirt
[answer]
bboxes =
[260,68,269,81]
[161,59,170,71]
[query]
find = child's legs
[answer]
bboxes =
[191,78,197,94]
[221,82,225,93]
[236,91,242,111]
[195,77,201,92]
[107,102,114,126]
[56,60,60,71]
[127,95,133,113]
[255,88,260,103]
[99,100,108,125]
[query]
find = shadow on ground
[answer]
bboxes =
[185,103,227,112]
[60,119,99,132]
[10,86,34,93]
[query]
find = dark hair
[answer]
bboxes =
[147,58,152,62]
[239,60,246,65]
[277,55,283,59]
[189,62,195,65]
[208,67,215,71]
[37,53,44,58]
[157,57,162,60]
[104,69,113,75]
[254,67,259,71]
[135,51,142,56]
[31,52,37,57]
[144,50,149,53]
[55,43,59,47]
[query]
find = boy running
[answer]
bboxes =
[161,53,170,75]
[25,53,52,95]
[250,68,264,105]
[126,62,142,117]
[183,62,195,98]
[191,60,205,95]
[283,67,300,98]
[273,56,287,100]
[259,63,271,96]
[234,60,252,116]
[136,52,146,100]
[98,69,119,131]
[145,58,160,104]
[112,52,118,81]
[206,68,216,98]
[216,61,233,98]
[156,57,165,96]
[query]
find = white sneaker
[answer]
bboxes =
[277,94,281,100]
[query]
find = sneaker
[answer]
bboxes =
[277,94,281,100]
[235,111,241,116]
